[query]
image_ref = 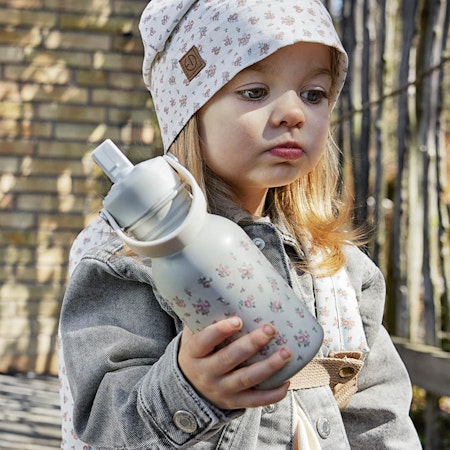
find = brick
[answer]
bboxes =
[16,194,86,213]
[37,141,93,158]
[21,84,89,104]
[9,176,57,193]
[37,103,106,123]
[0,8,56,28]
[25,48,92,70]
[113,1,146,16]
[108,72,146,90]
[76,69,108,87]
[54,122,121,142]
[0,27,42,47]
[0,140,35,155]
[0,81,21,101]
[92,88,148,107]
[44,0,111,13]
[0,45,25,63]
[0,102,34,120]
[0,0,43,8]
[60,13,134,34]
[5,64,71,85]
[0,230,38,246]
[98,52,142,72]
[0,244,33,265]
[44,30,111,52]
[0,211,34,229]
[111,34,144,54]
[0,156,20,172]
[0,119,53,139]
[38,213,85,230]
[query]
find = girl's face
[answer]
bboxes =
[197,42,333,216]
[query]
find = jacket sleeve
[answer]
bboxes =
[342,248,422,449]
[60,251,241,449]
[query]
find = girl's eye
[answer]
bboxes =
[301,89,329,104]
[238,87,268,100]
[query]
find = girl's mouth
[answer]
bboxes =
[268,146,304,160]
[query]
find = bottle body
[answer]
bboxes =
[93,140,323,390]
[152,213,323,389]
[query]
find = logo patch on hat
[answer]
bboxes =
[179,46,206,82]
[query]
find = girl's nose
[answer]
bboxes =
[271,91,305,128]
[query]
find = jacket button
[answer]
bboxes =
[173,410,198,433]
[252,237,265,250]
[316,417,331,439]
[263,403,277,414]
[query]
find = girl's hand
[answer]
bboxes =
[178,317,291,410]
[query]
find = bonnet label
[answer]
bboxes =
[179,45,206,82]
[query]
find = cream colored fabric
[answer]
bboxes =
[293,395,322,450]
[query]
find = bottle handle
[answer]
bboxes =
[101,153,207,258]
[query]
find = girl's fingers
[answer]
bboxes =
[182,316,243,357]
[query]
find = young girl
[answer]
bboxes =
[59,0,421,448]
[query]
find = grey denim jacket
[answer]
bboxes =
[60,217,421,450]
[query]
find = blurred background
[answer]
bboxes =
[0,0,449,448]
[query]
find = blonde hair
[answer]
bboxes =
[168,49,361,276]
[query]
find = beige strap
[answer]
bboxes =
[288,351,365,409]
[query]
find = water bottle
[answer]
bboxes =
[92,139,323,389]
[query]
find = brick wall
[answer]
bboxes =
[0,0,162,375]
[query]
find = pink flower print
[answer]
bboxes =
[170,98,176,106]
[275,32,285,41]
[184,20,194,32]
[259,42,270,55]
[179,95,188,107]
[264,11,275,19]
[173,296,186,308]
[249,16,259,25]
[253,316,263,324]
[341,317,355,330]
[239,240,250,251]
[274,333,288,346]
[200,26,207,37]
[233,56,243,67]
[228,13,238,22]
[269,300,283,312]
[206,65,217,78]
[281,16,295,26]
[238,33,251,46]
[336,288,349,298]
[238,263,254,279]
[211,46,221,55]
[169,76,176,85]
[184,288,192,297]
[212,11,220,21]
[244,295,256,308]
[216,264,231,278]
[267,277,280,292]
[224,36,233,46]
[194,299,211,315]
[316,305,328,317]
[197,276,213,288]
[294,330,311,347]
[226,282,235,290]
[161,15,169,25]
[259,344,270,356]
[286,320,294,328]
